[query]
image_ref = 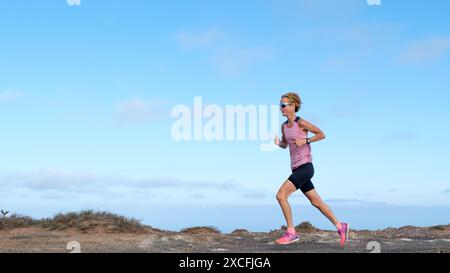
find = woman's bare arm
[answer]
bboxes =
[299,118,326,143]
[275,124,288,149]
[280,124,288,148]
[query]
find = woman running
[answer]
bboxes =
[274,92,350,247]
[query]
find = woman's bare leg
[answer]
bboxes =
[304,189,341,228]
[276,180,298,228]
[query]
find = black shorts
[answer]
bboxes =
[288,163,315,193]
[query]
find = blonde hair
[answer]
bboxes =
[281,92,302,112]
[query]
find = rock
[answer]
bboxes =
[180,226,221,235]
[296,222,319,233]
[230,229,251,236]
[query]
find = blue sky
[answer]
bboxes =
[1,0,449,232]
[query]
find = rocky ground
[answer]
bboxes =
[0,211,449,253]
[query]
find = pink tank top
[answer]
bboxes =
[283,117,313,170]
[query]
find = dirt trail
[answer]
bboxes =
[1,225,449,253]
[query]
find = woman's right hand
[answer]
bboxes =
[274,135,280,146]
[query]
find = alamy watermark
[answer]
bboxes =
[66,241,81,253]
[66,0,81,6]
[65,1,380,7]
[367,0,382,6]
[366,241,381,253]
[63,237,380,253]
[66,1,380,7]
[171,97,280,152]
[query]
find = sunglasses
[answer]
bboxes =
[280,102,292,108]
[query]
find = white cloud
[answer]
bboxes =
[117,97,168,123]
[0,170,269,205]
[301,23,402,71]
[175,28,274,77]
[176,28,226,49]
[211,46,274,77]
[384,132,419,142]
[0,169,284,208]
[241,189,270,199]
[398,36,450,64]
[0,170,243,192]
[0,170,115,194]
[295,0,362,19]
[327,96,361,119]
[0,90,25,102]
[311,94,363,123]
[320,57,357,71]
[324,198,387,206]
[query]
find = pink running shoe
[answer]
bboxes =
[276,231,299,245]
[337,223,350,247]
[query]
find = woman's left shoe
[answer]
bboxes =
[275,231,299,245]
[337,223,350,247]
